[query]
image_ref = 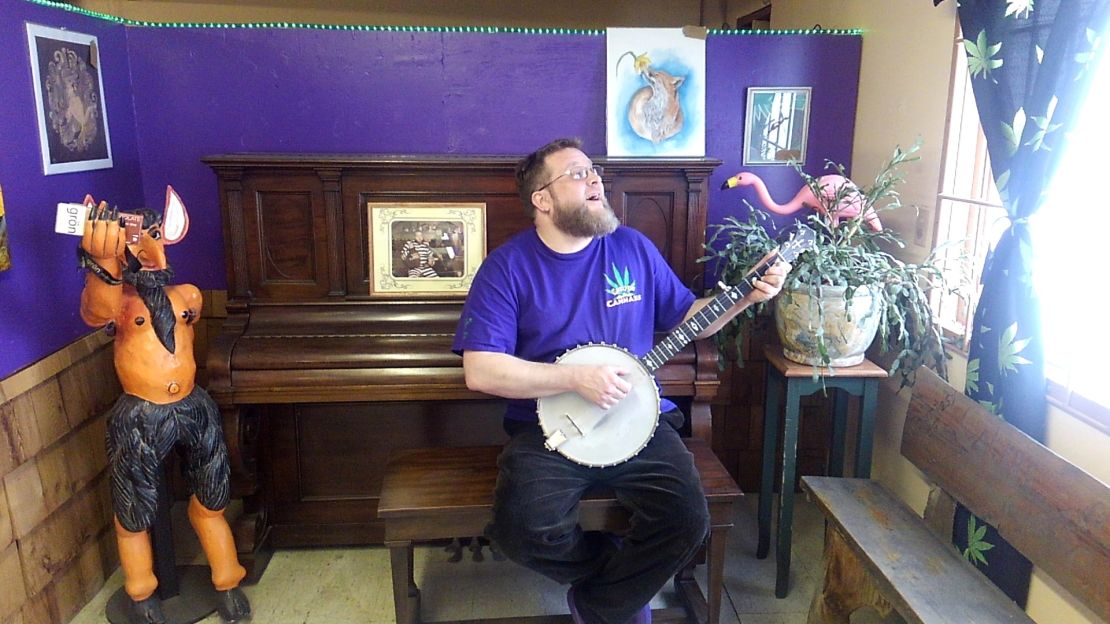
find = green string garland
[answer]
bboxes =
[23,0,862,35]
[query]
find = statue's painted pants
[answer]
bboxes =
[106,388,245,600]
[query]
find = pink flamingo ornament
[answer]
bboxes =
[721,172,883,232]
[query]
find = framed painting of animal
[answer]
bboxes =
[743,87,811,165]
[25,23,113,175]
[367,202,486,298]
[606,27,706,157]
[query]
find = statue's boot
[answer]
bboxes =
[215,587,251,623]
[187,495,250,622]
[130,596,167,624]
[115,517,166,623]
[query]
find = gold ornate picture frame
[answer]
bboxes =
[367,202,486,298]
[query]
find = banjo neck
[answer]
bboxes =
[640,249,785,374]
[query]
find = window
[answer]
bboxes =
[934,33,1008,350]
[934,29,1110,432]
[1030,42,1110,431]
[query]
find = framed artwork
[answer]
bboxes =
[367,202,486,298]
[0,184,10,272]
[606,27,706,157]
[744,87,812,165]
[26,23,113,175]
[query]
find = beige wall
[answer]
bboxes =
[773,0,956,262]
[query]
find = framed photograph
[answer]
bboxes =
[26,23,113,175]
[743,87,811,165]
[368,202,486,298]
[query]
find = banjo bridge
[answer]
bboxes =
[545,413,585,451]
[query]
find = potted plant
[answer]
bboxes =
[700,142,962,385]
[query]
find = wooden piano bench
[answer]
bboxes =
[377,438,741,624]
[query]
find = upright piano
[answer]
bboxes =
[203,154,722,553]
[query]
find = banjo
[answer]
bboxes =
[537,224,816,467]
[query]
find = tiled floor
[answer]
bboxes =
[70,495,892,624]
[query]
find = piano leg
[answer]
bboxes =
[220,404,275,583]
[233,497,274,585]
[689,401,713,447]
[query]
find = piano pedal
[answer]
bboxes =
[444,537,463,563]
[469,536,484,562]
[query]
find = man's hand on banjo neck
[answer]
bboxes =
[683,257,791,340]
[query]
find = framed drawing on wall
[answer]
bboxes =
[606,27,706,157]
[743,87,811,165]
[367,202,486,298]
[26,23,113,175]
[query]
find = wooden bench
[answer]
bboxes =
[802,368,1110,624]
[378,438,741,624]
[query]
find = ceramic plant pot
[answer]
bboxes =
[774,283,882,367]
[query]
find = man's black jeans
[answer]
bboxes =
[487,410,709,624]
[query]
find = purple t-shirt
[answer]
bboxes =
[452,225,696,422]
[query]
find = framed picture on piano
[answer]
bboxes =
[368,202,486,298]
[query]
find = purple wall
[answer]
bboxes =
[706,35,860,228]
[0,0,861,379]
[0,0,143,379]
[125,29,859,290]
[124,28,610,289]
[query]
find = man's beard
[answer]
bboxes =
[122,265,178,355]
[551,195,619,238]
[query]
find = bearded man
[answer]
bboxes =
[452,138,790,624]
[78,196,250,624]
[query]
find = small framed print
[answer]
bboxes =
[26,23,113,175]
[743,87,811,165]
[367,202,486,298]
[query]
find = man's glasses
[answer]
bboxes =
[536,165,604,193]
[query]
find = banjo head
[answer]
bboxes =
[537,344,660,467]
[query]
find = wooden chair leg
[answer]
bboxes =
[673,559,709,624]
[388,541,422,624]
[705,525,729,624]
[671,525,730,624]
[807,526,893,624]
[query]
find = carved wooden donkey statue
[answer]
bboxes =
[78,187,250,623]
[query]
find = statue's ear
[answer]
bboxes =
[162,185,190,245]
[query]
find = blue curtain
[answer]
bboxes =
[945,0,1109,604]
